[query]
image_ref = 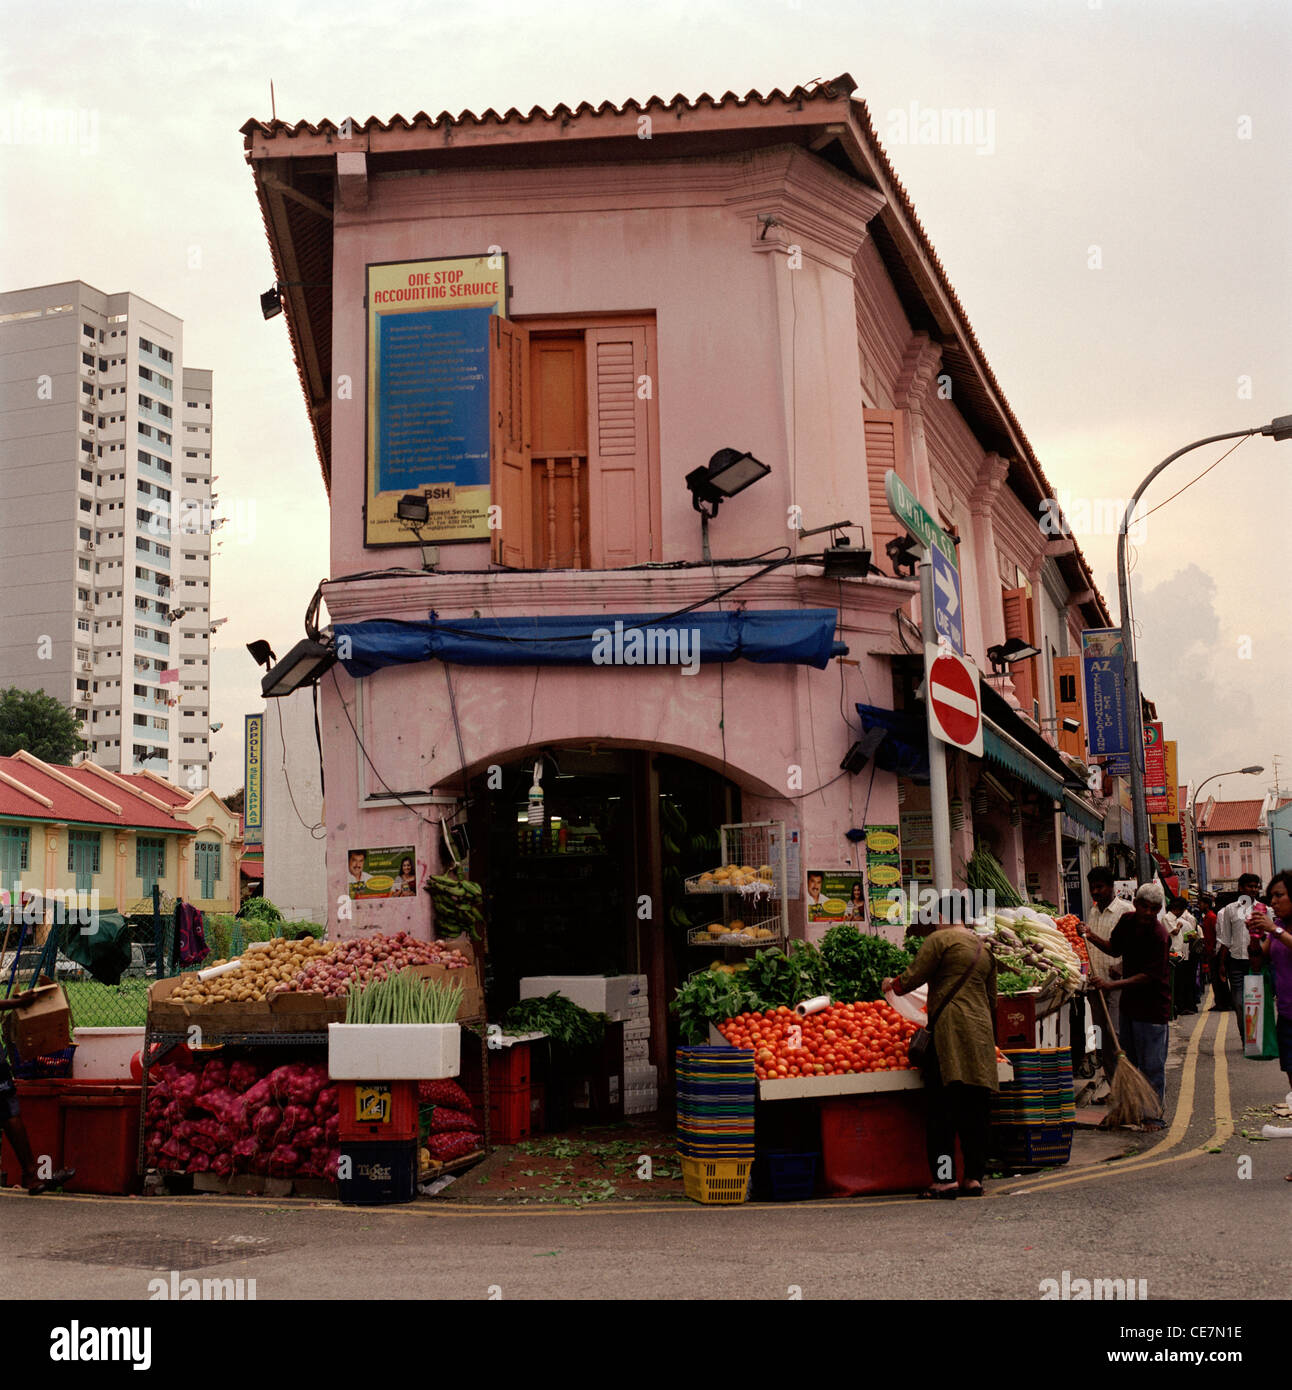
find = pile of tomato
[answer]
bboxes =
[717,999,921,1081]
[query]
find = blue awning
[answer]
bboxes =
[335,608,843,677]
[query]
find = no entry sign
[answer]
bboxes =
[924,644,983,756]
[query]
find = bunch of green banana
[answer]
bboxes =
[426,871,485,940]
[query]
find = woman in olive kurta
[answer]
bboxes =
[885,921,999,1198]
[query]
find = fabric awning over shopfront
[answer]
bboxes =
[978,680,1086,801]
[1061,793,1105,838]
[335,609,844,677]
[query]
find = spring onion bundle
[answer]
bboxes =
[345,969,463,1025]
[965,845,1024,907]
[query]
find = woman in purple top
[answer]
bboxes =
[1249,870,1292,1180]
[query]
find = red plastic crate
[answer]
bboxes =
[490,1042,531,1088]
[489,1082,533,1144]
[0,1081,64,1187]
[63,1089,142,1195]
[819,1092,961,1196]
[337,1081,419,1143]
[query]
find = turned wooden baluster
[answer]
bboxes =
[571,455,582,570]
[545,458,557,569]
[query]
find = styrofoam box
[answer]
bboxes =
[624,1095,659,1115]
[327,1023,460,1080]
[624,974,648,994]
[519,975,639,1020]
[625,1039,650,1062]
[625,1020,651,1038]
[625,1063,657,1087]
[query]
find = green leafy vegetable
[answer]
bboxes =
[502,993,608,1049]
[670,972,760,1044]
[819,924,912,1002]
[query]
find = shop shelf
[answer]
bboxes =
[687,921,782,947]
[684,875,781,895]
[681,1156,753,1204]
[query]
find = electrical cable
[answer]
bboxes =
[443,660,470,786]
[1135,434,1253,524]
[327,667,441,828]
[273,697,326,840]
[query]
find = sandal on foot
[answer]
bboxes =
[27,1167,74,1195]
[919,1185,958,1199]
[959,1183,985,1196]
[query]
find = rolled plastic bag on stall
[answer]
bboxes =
[794,996,831,1018]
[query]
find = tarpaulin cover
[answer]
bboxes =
[854,705,931,783]
[334,609,842,677]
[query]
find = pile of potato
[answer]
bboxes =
[696,863,775,888]
[170,938,335,1006]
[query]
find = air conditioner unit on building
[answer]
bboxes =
[81,662,93,672]
[87,366,96,376]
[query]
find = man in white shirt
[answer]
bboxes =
[1083,866,1134,1074]
[1167,895,1197,1016]
[1215,873,1262,1036]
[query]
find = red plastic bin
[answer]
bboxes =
[0,1081,64,1187]
[489,1042,531,1088]
[63,1088,142,1194]
[337,1080,419,1143]
[819,1091,961,1196]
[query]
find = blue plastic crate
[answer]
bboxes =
[754,1151,819,1202]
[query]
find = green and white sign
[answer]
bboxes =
[884,470,958,566]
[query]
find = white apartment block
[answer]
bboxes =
[0,281,213,787]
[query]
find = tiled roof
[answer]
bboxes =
[0,755,192,833]
[240,73,1112,626]
[1198,799,1266,833]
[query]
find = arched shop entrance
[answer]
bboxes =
[462,745,743,1088]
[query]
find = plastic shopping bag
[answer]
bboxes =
[1242,968,1279,1060]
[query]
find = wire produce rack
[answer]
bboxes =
[685,821,789,945]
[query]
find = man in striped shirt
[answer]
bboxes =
[1084,866,1133,1075]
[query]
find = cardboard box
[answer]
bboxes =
[408,963,484,1021]
[5,979,73,1059]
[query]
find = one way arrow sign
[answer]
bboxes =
[929,546,964,656]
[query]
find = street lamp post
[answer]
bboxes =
[1117,416,1292,883]
[1189,765,1264,892]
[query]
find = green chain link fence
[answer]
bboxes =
[3,894,325,1033]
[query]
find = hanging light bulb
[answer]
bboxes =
[950,798,964,831]
[897,780,907,807]
[527,760,545,826]
[972,783,989,817]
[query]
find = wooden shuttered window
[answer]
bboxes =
[1002,585,1038,716]
[490,317,532,568]
[491,319,657,570]
[863,409,910,575]
[1052,654,1085,758]
[585,326,653,570]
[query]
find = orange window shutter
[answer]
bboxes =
[1052,654,1085,758]
[1002,586,1036,711]
[863,409,909,575]
[490,317,532,568]
[585,326,653,569]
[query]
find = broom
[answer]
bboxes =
[1091,987,1163,1129]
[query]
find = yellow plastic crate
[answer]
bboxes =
[681,1157,753,1205]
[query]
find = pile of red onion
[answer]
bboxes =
[285,931,472,999]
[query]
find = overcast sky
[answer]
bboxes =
[2,0,1288,802]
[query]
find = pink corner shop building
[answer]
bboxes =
[244,74,1116,1058]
